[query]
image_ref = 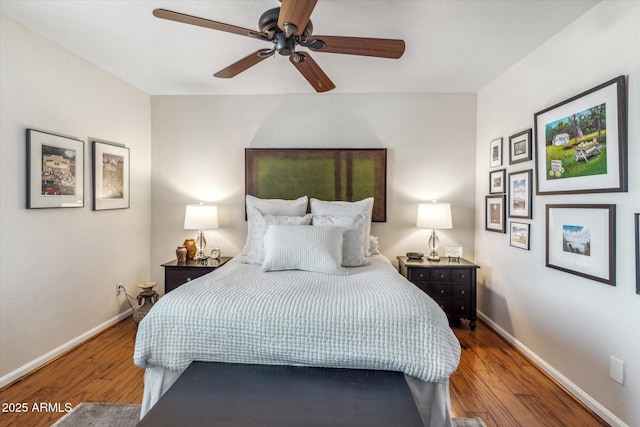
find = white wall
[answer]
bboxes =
[150,93,477,289]
[474,2,640,426]
[0,15,152,382]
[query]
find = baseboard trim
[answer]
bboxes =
[0,309,133,389]
[477,311,628,427]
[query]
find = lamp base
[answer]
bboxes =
[427,251,441,262]
[427,229,441,262]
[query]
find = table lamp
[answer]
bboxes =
[184,203,219,260]
[416,201,452,262]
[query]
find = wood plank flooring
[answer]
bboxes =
[0,318,607,426]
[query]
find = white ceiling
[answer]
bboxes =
[1,0,600,95]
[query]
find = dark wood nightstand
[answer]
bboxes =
[161,257,231,293]
[397,256,479,330]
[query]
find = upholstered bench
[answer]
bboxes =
[137,361,423,426]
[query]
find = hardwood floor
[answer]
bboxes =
[0,318,606,426]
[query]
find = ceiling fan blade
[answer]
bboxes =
[278,0,318,37]
[214,49,275,79]
[289,52,335,93]
[305,35,405,59]
[153,9,269,41]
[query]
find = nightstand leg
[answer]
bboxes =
[469,318,477,331]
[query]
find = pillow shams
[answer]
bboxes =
[312,213,369,267]
[243,210,312,265]
[262,225,348,275]
[310,197,374,256]
[243,195,308,256]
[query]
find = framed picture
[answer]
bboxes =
[534,75,627,195]
[509,128,532,164]
[489,169,505,194]
[92,139,130,210]
[508,169,532,219]
[485,194,506,233]
[510,222,530,250]
[246,148,387,221]
[27,129,84,208]
[489,137,503,168]
[636,213,639,294]
[545,204,615,286]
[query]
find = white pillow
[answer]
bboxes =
[312,213,369,267]
[242,195,308,256]
[243,210,312,265]
[262,225,348,275]
[369,235,380,255]
[310,197,374,255]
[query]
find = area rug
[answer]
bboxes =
[52,402,487,426]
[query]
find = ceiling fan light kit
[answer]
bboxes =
[153,0,405,93]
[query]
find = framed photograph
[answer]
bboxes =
[27,129,84,208]
[508,169,533,219]
[534,75,627,195]
[489,137,503,168]
[485,194,506,233]
[510,222,530,250]
[92,139,130,210]
[246,148,386,221]
[509,128,532,164]
[489,169,506,194]
[636,213,639,294]
[545,204,615,286]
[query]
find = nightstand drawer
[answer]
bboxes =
[434,299,450,312]
[432,284,451,298]
[408,268,430,283]
[453,284,471,298]
[452,269,472,285]
[430,269,450,283]
[167,268,211,285]
[450,300,471,316]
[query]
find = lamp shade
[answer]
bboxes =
[184,203,219,230]
[416,202,452,229]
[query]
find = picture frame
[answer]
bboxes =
[92,139,130,210]
[489,169,506,194]
[545,204,615,286]
[534,75,627,195]
[508,169,533,219]
[636,213,639,294]
[485,194,506,233]
[510,222,530,250]
[26,129,84,209]
[509,128,532,164]
[489,137,503,168]
[245,148,387,221]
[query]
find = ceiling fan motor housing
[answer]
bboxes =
[259,7,313,56]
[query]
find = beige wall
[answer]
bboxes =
[0,15,152,382]
[150,93,477,289]
[474,2,640,425]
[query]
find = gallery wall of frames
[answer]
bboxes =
[485,75,634,290]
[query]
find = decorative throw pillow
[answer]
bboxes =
[242,195,308,256]
[243,210,312,265]
[312,213,369,267]
[262,225,348,275]
[368,235,381,255]
[310,197,374,255]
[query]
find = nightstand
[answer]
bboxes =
[397,256,479,330]
[161,257,231,293]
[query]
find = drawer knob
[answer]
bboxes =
[460,305,465,310]
[460,290,465,295]
[439,274,444,278]
[186,277,192,281]
[418,273,424,278]
[440,289,445,294]
[459,274,465,279]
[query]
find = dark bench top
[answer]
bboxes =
[138,361,423,427]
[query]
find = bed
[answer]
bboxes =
[134,195,461,426]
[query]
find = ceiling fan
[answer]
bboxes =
[153,0,405,93]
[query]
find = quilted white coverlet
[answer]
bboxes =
[134,255,460,383]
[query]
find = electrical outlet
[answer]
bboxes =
[116,282,124,296]
[610,355,624,385]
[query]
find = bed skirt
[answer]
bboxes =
[140,366,453,427]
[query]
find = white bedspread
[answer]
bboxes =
[134,255,460,383]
